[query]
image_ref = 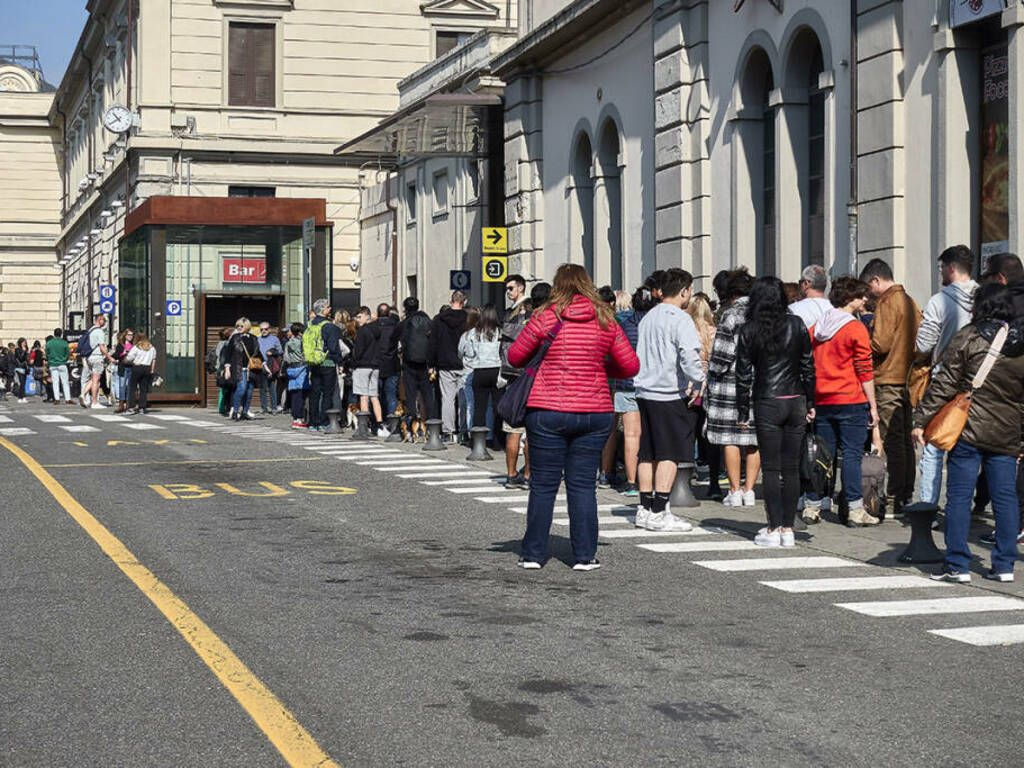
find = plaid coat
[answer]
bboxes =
[706,297,758,446]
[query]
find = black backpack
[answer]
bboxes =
[401,313,432,364]
[204,346,220,374]
[800,429,834,498]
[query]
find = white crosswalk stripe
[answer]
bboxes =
[420,478,503,486]
[478,494,565,504]
[835,596,1024,618]
[759,576,953,593]
[59,425,100,432]
[354,457,451,466]
[444,486,511,494]
[511,504,635,515]
[927,625,1024,646]
[148,414,190,421]
[34,415,71,423]
[0,427,35,435]
[90,414,128,422]
[599,527,721,539]
[373,463,455,472]
[0,415,12,423]
[693,556,861,572]
[121,423,164,431]
[551,513,637,526]
[399,471,493,479]
[638,541,762,553]
[179,420,222,427]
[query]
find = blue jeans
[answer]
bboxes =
[807,403,869,507]
[919,442,944,504]
[522,410,614,563]
[945,441,1020,575]
[231,370,254,414]
[258,372,278,411]
[381,374,400,417]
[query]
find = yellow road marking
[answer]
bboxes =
[0,437,340,768]
[42,457,325,468]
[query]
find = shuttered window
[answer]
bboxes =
[228,23,275,107]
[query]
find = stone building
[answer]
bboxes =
[36,0,517,405]
[353,0,1023,312]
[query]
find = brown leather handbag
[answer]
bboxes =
[923,324,1008,451]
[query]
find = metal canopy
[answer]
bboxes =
[335,93,502,162]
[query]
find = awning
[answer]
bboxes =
[335,93,502,163]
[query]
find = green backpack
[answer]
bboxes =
[302,322,327,365]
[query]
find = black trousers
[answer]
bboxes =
[308,366,337,428]
[754,396,807,528]
[130,366,153,411]
[471,367,500,429]
[403,362,436,421]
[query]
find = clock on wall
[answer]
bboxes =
[102,104,133,134]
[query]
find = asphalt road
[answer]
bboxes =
[2,401,1022,767]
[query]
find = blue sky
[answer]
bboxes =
[5,0,89,86]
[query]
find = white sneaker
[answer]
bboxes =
[90,402,105,409]
[780,530,795,548]
[17,398,27,404]
[723,490,743,506]
[754,529,781,547]
[645,511,693,532]
[378,426,391,438]
[742,490,756,506]
[634,507,650,529]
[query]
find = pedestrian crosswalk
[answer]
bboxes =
[4,406,1024,649]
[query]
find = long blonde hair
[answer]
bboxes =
[687,294,714,329]
[538,263,613,329]
[134,331,153,351]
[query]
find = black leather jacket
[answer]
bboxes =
[735,314,815,417]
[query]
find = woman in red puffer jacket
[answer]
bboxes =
[507,263,640,572]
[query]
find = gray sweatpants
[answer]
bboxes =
[438,369,464,435]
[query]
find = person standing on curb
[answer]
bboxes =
[789,265,833,330]
[860,258,921,517]
[305,298,348,432]
[914,245,978,505]
[124,331,157,414]
[284,322,308,428]
[77,316,115,408]
[430,290,468,442]
[256,322,283,414]
[634,268,704,532]
[224,318,262,421]
[45,328,72,405]
[397,297,435,428]
[375,303,401,419]
[352,306,386,435]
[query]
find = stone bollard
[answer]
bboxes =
[385,414,403,443]
[423,419,447,451]
[670,462,700,509]
[467,427,493,461]
[324,409,344,435]
[897,502,945,564]
[352,410,372,440]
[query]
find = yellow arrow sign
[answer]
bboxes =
[482,227,507,254]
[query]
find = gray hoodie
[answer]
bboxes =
[915,280,977,365]
[813,308,856,342]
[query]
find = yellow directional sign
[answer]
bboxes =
[482,255,508,283]
[482,227,508,254]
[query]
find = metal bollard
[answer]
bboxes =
[467,427,492,461]
[352,410,372,440]
[385,414,403,443]
[423,418,447,451]
[670,462,700,509]
[324,409,344,435]
[897,502,945,563]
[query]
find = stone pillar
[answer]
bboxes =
[772,88,808,280]
[854,0,906,280]
[504,74,544,279]
[653,0,711,275]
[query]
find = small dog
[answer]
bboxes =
[393,402,425,443]
[346,403,359,429]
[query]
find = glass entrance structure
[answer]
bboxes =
[118,197,332,403]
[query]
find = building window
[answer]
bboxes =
[435,30,472,58]
[467,160,480,203]
[228,185,276,197]
[405,183,417,224]
[228,22,275,107]
[432,171,449,217]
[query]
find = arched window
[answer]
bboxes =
[571,133,595,273]
[761,69,776,275]
[597,120,623,289]
[736,46,776,275]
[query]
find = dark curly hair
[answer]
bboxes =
[745,277,789,354]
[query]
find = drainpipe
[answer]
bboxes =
[847,0,858,275]
[385,169,399,306]
[55,104,68,219]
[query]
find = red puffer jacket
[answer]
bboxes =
[508,294,640,413]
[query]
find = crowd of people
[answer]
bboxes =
[3,248,1021,578]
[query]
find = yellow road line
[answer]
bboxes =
[42,457,326,468]
[0,437,340,768]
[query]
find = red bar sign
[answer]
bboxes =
[223,257,267,284]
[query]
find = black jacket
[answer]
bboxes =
[351,322,381,369]
[430,308,467,370]
[398,311,432,365]
[227,333,262,385]
[375,314,400,377]
[914,320,1024,456]
[1008,279,1024,320]
[735,314,816,417]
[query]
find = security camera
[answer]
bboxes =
[349,256,360,272]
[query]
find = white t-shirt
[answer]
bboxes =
[87,326,107,360]
[789,297,832,329]
[126,345,157,367]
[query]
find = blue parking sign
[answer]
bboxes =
[98,285,116,315]
[166,299,183,316]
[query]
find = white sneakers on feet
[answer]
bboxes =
[780,529,795,547]
[723,490,743,506]
[645,511,693,532]
[378,426,391,439]
[89,402,105,409]
[754,529,781,547]
[634,507,650,529]
[742,490,756,506]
